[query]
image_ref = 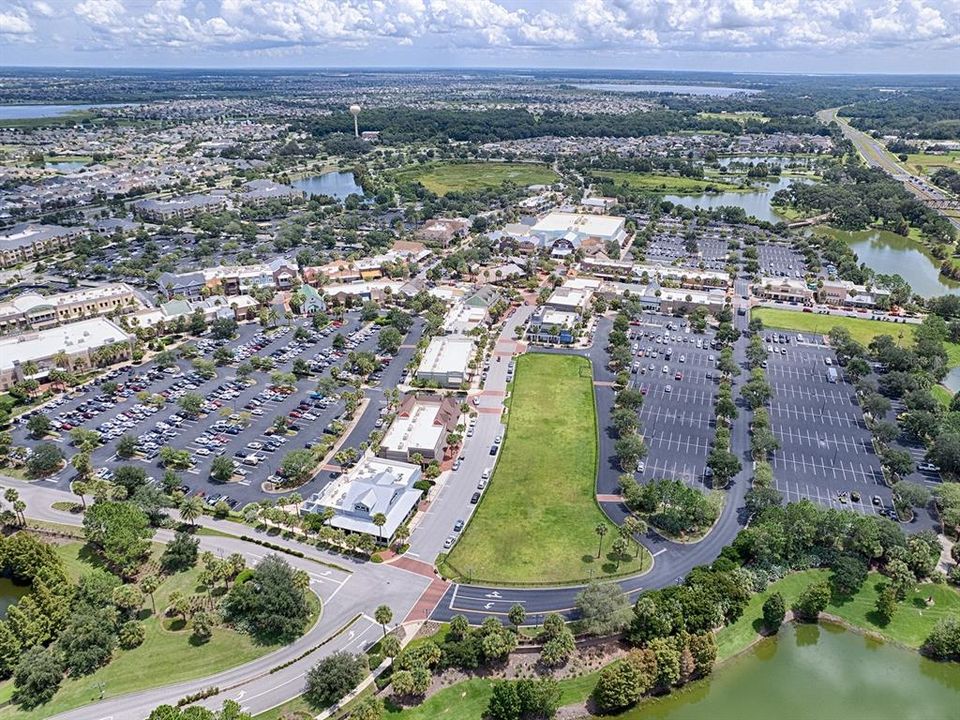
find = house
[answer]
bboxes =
[0,223,85,268]
[415,217,470,247]
[527,307,579,345]
[476,262,525,284]
[0,283,141,335]
[416,336,474,388]
[302,457,422,542]
[379,394,461,463]
[297,284,326,314]
[464,285,503,313]
[0,317,135,390]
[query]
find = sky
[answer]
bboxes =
[0,0,958,74]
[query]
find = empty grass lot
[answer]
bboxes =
[442,353,648,585]
[0,541,318,720]
[592,169,743,194]
[394,162,558,195]
[752,307,918,347]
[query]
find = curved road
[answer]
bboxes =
[1,291,754,717]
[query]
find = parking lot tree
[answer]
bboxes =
[83,500,152,578]
[115,433,139,459]
[762,592,785,633]
[236,361,253,382]
[611,406,640,436]
[303,651,367,708]
[615,432,647,471]
[27,442,63,477]
[928,431,960,479]
[746,336,767,368]
[706,446,741,488]
[154,350,177,369]
[576,581,630,636]
[192,358,217,380]
[378,325,403,354]
[189,310,207,335]
[792,579,831,621]
[281,448,316,484]
[212,346,235,366]
[210,455,235,484]
[872,420,900,445]
[160,446,193,471]
[741,368,773,409]
[26,413,51,439]
[71,427,101,451]
[615,387,644,411]
[333,333,347,350]
[718,347,739,377]
[177,392,204,417]
[609,344,633,371]
[861,392,892,419]
[210,317,239,340]
[113,464,148,494]
[714,391,738,424]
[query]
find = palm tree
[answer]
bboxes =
[21,360,39,379]
[141,574,159,614]
[180,496,204,526]
[621,516,648,558]
[71,479,88,510]
[53,350,70,369]
[393,523,410,550]
[13,500,26,527]
[595,523,608,559]
[374,604,393,637]
[372,513,387,542]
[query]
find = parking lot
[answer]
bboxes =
[12,312,417,507]
[761,332,893,516]
[642,233,729,272]
[627,314,721,487]
[756,242,807,277]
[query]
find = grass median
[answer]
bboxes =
[442,353,648,585]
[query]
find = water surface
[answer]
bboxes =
[0,104,115,120]
[619,623,960,720]
[0,577,28,618]
[292,171,363,200]
[572,83,758,97]
[662,176,804,223]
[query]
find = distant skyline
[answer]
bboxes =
[1,0,958,75]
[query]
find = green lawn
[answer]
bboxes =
[904,151,960,178]
[716,569,960,661]
[592,169,743,194]
[442,353,648,584]
[393,162,557,195]
[752,307,917,347]
[0,541,319,720]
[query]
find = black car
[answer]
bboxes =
[489,445,498,456]
[470,492,481,504]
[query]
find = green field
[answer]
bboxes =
[716,569,960,661]
[697,111,769,123]
[0,541,319,720]
[394,162,558,195]
[904,151,960,178]
[442,353,647,584]
[752,307,918,347]
[593,169,743,194]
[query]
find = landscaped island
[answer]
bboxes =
[442,353,648,584]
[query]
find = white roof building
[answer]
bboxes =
[416,336,475,388]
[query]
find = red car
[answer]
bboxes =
[675,371,683,381]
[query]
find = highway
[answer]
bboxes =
[819,107,960,232]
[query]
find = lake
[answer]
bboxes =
[292,171,363,200]
[824,228,960,299]
[46,160,89,172]
[572,83,758,97]
[0,577,28,618]
[619,623,960,720]
[0,103,114,120]
[662,176,802,223]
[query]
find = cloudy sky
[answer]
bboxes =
[1,0,958,73]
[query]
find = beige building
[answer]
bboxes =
[379,394,461,463]
[754,277,814,305]
[0,283,141,335]
[0,223,85,268]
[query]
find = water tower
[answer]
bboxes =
[349,104,361,138]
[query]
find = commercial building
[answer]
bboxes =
[0,283,141,335]
[632,263,730,289]
[379,394,461,463]
[821,280,891,308]
[125,294,257,331]
[0,223,85,267]
[134,193,228,222]
[416,336,474,388]
[415,217,470,247]
[0,317,135,390]
[526,307,579,344]
[754,277,814,305]
[302,457,422,542]
[158,258,297,299]
[528,211,627,256]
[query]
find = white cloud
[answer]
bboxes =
[0,5,34,39]
[32,1,54,17]
[49,0,960,58]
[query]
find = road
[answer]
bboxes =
[819,107,960,232]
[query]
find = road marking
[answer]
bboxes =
[652,548,667,557]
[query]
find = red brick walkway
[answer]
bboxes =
[405,577,449,623]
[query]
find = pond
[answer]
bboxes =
[619,623,960,720]
[662,176,804,223]
[0,103,118,120]
[823,227,960,299]
[46,160,89,172]
[572,83,758,97]
[0,577,28,618]
[292,171,363,201]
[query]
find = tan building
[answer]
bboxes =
[0,224,85,268]
[379,394,461,463]
[0,283,141,335]
[415,218,470,247]
[754,277,814,305]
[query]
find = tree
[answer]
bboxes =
[222,554,312,642]
[210,455,235,484]
[113,583,144,618]
[113,464,148,494]
[792,580,831,621]
[192,610,214,643]
[593,649,656,713]
[26,413,51,439]
[649,637,682,689]
[141,574,160,614]
[875,583,898,626]
[161,530,199,572]
[372,512,387,542]
[83,501,153,577]
[375,604,393,637]
[614,432,647,471]
[508,603,526,632]
[378,326,403,354]
[119,619,146,649]
[830,554,868,597]
[179,495,204,526]
[741,368,773,409]
[12,645,63,709]
[575,581,630,636]
[57,606,117,676]
[280,448,316,484]
[762,592,785,633]
[116,433,139,459]
[349,696,384,720]
[27,442,63,477]
[706,446,741,488]
[178,393,204,416]
[923,617,960,661]
[595,523,609,559]
[303,651,366,708]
